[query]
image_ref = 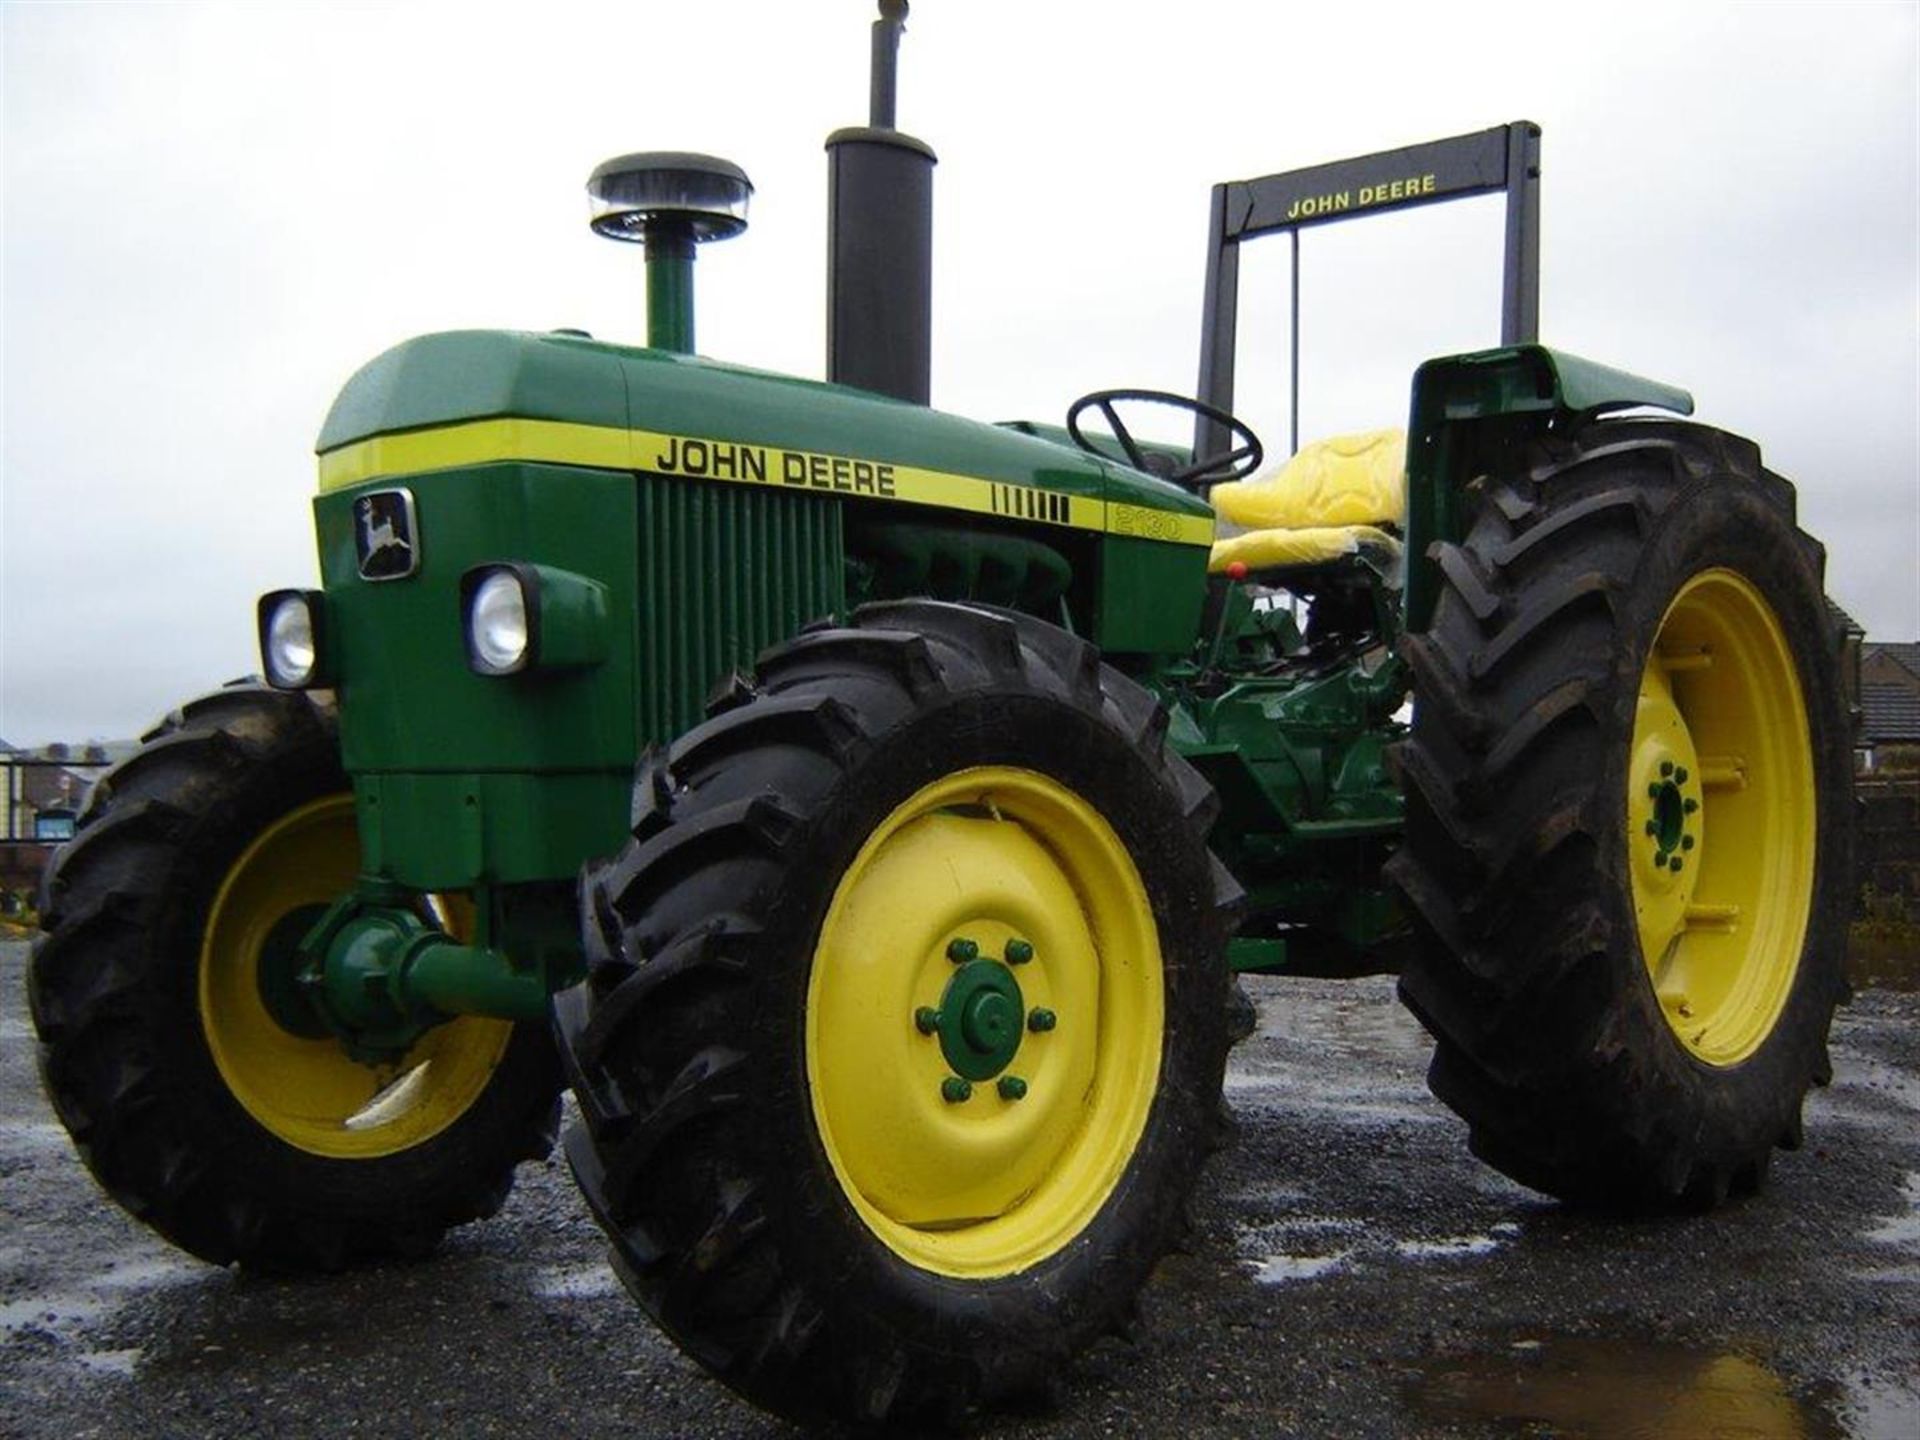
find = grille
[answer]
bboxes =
[635,475,845,747]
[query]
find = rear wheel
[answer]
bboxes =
[1388,422,1851,1208]
[558,602,1238,1426]
[29,684,561,1268]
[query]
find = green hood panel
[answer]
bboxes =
[317,332,630,449]
[316,331,1212,535]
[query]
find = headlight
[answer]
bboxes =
[257,590,327,689]
[466,569,532,675]
[460,563,610,678]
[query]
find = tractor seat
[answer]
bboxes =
[1206,428,1405,576]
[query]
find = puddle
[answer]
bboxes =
[1239,1217,1521,1283]
[1866,1171,1920,1248]
[1394,1232,1506,1260]
[1237,1214,1362,1285]
[75,1347,144,1377]
[0,1289,114,1333]
[1409,1337,1846,1439]
[90,1257,200,1292]
[1834,1057,1920,1115]
[0,1255,201,1342]
[531,1262,622,1300]
[1246,1249,1352,1285]
[1851,1262,1920,1285]
[1839,1368,1920,1439]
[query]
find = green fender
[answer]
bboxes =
[1403,344,1694,632]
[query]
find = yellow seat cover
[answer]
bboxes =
[1211,428,1406,532]
[1208,524,1400,575]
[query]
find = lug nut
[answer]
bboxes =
[997,1075,1028,1101]
[1645,820,1658,837]
[1005,939,1034,965]
[941,1077,972,1103]
[1684,798,1698,814]
[1670,857,1684,873]
[1675,767,1688,784]
[1660,761,1674,777]
[947,938,978,963]
[1028,1008,1057,1033]
[1681,835,1694,851]
[914,1007,941,1035]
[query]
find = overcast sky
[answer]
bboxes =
[3,0,1916,746]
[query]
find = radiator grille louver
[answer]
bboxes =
[635,476,845,746]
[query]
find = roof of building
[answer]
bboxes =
[1863,679,1920,744]
[1865,641,1920,684]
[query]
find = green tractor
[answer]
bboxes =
[30,4,1850,1428]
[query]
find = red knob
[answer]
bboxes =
[1225,561,1248,581]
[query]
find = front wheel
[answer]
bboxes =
[558,602,1238,1426]
[28,684,561,1268]
[1388,421,1852,1208]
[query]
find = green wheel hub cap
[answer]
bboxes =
[255,904,332,1040]
[934,956,1027,1082]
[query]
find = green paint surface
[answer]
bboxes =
[1403,344,1692,631]
[1098,536,1209,653]
[316,331,1211,532]
[308,330,1226,890]
[318,460,844,888]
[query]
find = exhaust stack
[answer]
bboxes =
[826,0,935,404]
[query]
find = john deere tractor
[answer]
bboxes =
[30,5,1850,1428]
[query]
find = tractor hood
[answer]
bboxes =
[316,331,1213,547]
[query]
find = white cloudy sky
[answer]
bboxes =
[3,1,1916,745]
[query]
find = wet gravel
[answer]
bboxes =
[4,937,1916,1438]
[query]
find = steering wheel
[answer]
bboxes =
[1065,389,1264,490]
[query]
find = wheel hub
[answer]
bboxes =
[1639,762,1702,877]
[1626,569,1816,1065]
[255,904,333,1040]
[1630,667,1706,963]
[924,944,1040,1087]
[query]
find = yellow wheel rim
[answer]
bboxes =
[806,766,1163,1279]
[1628,569,1815,1066]
[198,795,513,1158]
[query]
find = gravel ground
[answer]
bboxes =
[3,937,1916,1438]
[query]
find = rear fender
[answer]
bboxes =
[1402,344,1693,632]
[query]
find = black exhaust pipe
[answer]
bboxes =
[826,0,935,405]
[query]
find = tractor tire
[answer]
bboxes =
[28,683,561,1269]
[558,601,1239,1427]
[1388,420,1851,1209]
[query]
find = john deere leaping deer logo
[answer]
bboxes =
[353,489,419,581]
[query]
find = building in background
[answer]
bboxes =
[0,741,131,911]
[1860,642,1920,775]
